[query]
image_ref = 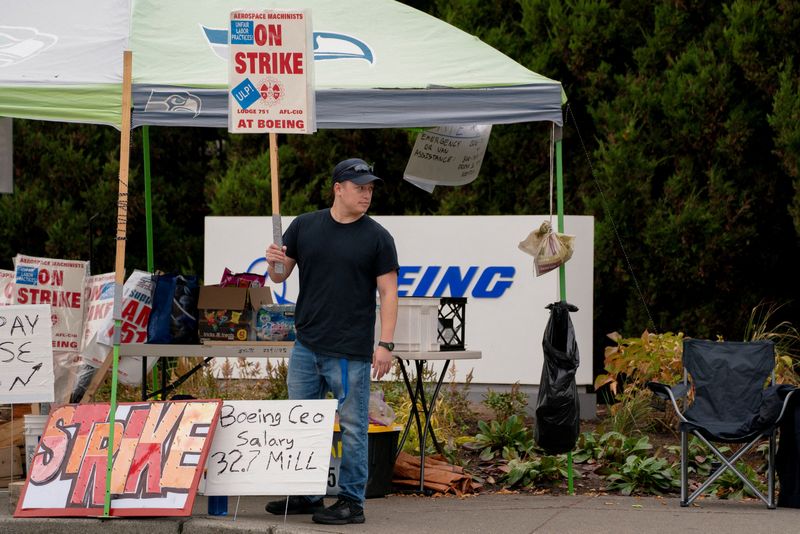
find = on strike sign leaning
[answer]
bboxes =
[228,9,316,134]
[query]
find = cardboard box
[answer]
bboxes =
[254,304,296,341]
[198,285,273,341]
[0,445,23,488]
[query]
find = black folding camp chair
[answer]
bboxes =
[648,339,797,508]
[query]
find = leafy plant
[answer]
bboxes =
[595,331,685,398]
[744,302,800,385]
[504,455,568,487]
[604,391,660,435]
[573,431,652,465]
[466,415,534,461]
[665,436,726,479]
[482,382,528,420]
[605,455,680,496]
[713,462,765,500]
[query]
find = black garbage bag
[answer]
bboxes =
[535,301,580,455]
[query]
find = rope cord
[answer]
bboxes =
[564,103,658,333]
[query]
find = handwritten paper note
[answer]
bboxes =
[403,124,492,192]
[205,399,337,496]
[0,304,54,403]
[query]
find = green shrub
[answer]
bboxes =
[482,382,528,420]
[466,415,534,461]
[504,455,568,487]
[604,455,680,496]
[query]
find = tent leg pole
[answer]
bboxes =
[104,49,133,518]
[554,124,573,495]
[142,125,160,399]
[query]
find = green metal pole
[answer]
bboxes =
[142,126,159,397]
[103,327,122,516]
[143,126,154,272]
[555,124,573,495]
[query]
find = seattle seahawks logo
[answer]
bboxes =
[201,25,374,64]
[144,91,202,116]
[0,26,58,68]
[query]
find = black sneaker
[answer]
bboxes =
[265,496,324,515]
[312,496,365,525]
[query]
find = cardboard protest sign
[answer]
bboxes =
[80,273,115,367]
[0,269,13,305]
[13,255,89,353]
[15,399,222,517]
[205,399,337,496]
[97,270,157,384]
[404,124,492,192]
[228,9,316,134]
[0,304,54,403]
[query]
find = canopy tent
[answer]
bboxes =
[1,0,574,507]
[0,0,564,129]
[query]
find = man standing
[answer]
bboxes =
[264,158,399,525]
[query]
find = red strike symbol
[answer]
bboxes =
[260,84,269,100]
[272,84,281,100]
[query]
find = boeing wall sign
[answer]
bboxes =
[206,215,595,387]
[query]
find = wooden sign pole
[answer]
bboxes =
[103,49,133,518]
[269,132,284,274]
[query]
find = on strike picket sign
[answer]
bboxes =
[80,272,115,367]
[0,304,55,403]
[15,400,222,517]
[13,255,88,353]
[204,399,336,496]
[97,270,157,384]
[228,9,316,134]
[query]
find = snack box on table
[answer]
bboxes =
[198,285,273,341]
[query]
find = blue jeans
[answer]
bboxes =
[288,341,370,504]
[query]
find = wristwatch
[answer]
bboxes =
[378,341,395,352]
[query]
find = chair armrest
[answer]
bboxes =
[647,381,689,422]
[775,387,799,425]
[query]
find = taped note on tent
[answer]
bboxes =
[0,304,54,403]
[404,124,492,192]
[15,400,222,517]
[228,9,316,134]
[205,399,337,496]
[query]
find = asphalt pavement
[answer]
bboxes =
[3,491,800,534]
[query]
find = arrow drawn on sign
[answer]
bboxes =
[9,363,43,390]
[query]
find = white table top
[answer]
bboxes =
[392,350,482,361]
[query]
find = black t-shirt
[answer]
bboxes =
[283,209,399,361]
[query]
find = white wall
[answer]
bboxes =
[204,215,594,385]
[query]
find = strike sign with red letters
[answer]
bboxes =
[228,9,316,134]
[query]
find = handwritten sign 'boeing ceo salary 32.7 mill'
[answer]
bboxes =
[0,304,54,403]
[204,399,337,496]
[228,9,316,134]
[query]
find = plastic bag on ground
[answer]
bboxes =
[368,390,396,426]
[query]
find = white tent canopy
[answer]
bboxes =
[1,0,565,129]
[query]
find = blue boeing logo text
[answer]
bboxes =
[246,257,514,302]
[398,266,514,298]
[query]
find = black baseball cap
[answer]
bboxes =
[332,158,383,185]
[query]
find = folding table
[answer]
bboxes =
[393,350,482,492]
